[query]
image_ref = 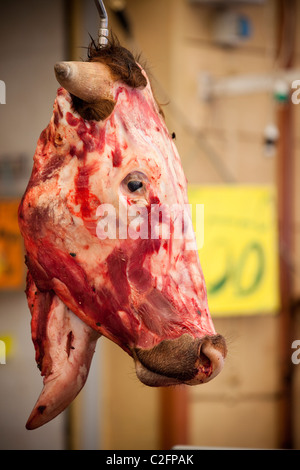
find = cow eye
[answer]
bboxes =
[121,171,148,196]
[127,180,143,192]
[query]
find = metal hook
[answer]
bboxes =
[94,0,109,46]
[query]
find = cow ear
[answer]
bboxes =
[54,61,114,103]
[70,94,116,122]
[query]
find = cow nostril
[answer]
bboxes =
[198,347,211,370]
[198,337,226,381]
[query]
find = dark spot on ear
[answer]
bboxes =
[66,331,75,357]
[37,406,46,414]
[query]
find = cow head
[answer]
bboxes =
[19,38,226,429]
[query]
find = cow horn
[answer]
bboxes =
[54,61,114,102]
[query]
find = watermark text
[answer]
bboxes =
[291,340,300,365]
[291,80,300,104]
[0,340,6,364]
[95,201,204,250]
[0,80,6,104]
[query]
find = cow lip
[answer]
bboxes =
[134,358,183,386]
[132,333,226,387]
[133,355,213,387]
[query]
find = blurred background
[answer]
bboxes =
[0,0,300,450]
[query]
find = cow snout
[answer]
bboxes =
[133,333,227,387]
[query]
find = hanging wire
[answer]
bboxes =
[94,0,109,46]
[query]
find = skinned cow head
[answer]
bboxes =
[18,38,226,430]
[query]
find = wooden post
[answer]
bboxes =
[159,386,189,450]
[276,0,296,450]
[277,94,294,450]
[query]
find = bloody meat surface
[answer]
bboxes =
[19,39,226,430]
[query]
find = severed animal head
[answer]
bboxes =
[18,37,227,430]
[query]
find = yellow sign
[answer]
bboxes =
[188,185,280,316]
[0,199,24,289]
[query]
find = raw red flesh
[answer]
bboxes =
[18,64,222,429]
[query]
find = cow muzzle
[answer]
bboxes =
[133,333,227,387]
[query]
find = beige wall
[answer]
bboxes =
[84,0,300,450]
